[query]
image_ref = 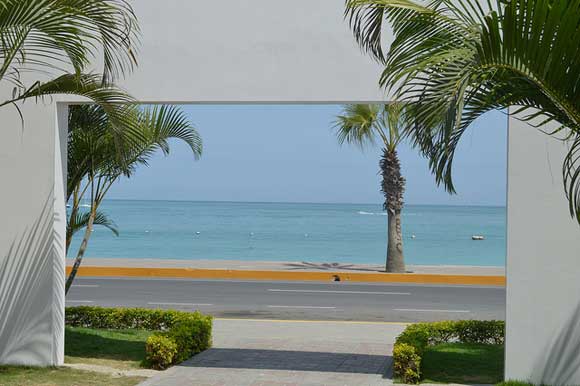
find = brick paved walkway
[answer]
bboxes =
[139,318,406,386]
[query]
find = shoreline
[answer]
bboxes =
[66,258,505,286]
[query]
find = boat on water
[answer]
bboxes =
[472,235,485,240]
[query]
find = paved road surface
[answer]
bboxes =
[67,277,505,322]
[66,278,505,322]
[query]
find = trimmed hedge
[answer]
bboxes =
[65,306,212,370]
[393,320,505,384]
[146,334,178,369]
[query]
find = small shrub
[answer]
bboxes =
[146,334,178,370]
[167,318,213,363]
[393,320,504,383]
[454,320,505,345]
[393,343,421,384]
[66,306,213,369]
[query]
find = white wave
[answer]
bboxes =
[358,211,389,216]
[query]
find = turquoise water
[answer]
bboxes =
[68,200,506,266]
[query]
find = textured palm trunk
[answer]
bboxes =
[66,188,80,253]
[386,209,405,272]
[65,207,95,294]
[65,205,76,253]
[381,148,406,273]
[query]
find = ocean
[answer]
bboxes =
[67,200,506,267]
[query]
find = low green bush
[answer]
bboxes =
[145,334,177,370]
[165,317,213,363]
[393,343,421,384]
[66,306,189,330]
[66,306,212,369]
[393,320,504,384]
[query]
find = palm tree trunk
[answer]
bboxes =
[65,207,95,294]
[66,188,80,253]
[386,209,405,272]
[381,148,406,273]
[65,206,76,253]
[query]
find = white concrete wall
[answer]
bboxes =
[506,114,580,384]
[0,101,66,365]
[105,0,387,102]
[0,0,385,366]
[2,1,580,380]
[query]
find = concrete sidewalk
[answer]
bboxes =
[69,257,505,276]
[139,319,407,386]
[67,258,505,286]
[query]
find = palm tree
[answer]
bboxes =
[65,104,202,293]
[344,0,580,224]
[334,103,408,273]
[0,0,140,130]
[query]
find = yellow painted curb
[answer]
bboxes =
[66,266,505,286]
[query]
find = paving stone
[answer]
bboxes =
[139,319,405,386]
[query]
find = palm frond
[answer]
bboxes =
[138,105,203,159]
[67,209,119,240]
[2,73,138,138]
[334,104,381,149]
[334,103,408,151]
[66,103,202,199]
[345,0,580,222]
[0,0,139,86]
[564,134,580,224]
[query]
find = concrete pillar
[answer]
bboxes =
[0,101,66,366]
[506,112,580,384]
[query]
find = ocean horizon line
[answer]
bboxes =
[101,198,506,209]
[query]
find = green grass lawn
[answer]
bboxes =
[421,343,504,384]
[65,326,153,369]
[0,327,154,386]
[0,366,145,386]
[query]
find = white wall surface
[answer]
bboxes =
[2,1,580,380]
[0,101,65,365]
[0,0,385,366]
[506,114,580,384]
[101,0,388,103]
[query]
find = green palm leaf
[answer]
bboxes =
[0,0,141,139]
[0,0,139,86]
[67,104,202,200]
[334,103,408,151]
[67,209,119,240]
[345,0,580,223]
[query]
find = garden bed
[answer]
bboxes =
[393,320,505,383]
[421,342,504,383]
[65,326,152,369]
[0,307,214,386]
[65,306,213,369]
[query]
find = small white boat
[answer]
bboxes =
[472,235,485,240]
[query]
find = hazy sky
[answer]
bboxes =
[108,105,507,206]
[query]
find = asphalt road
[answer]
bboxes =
[66,277,506,322]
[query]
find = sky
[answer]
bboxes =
[108,105,508,206]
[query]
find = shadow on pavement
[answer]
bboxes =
[284,261,379,272]
[181,348,391,375]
